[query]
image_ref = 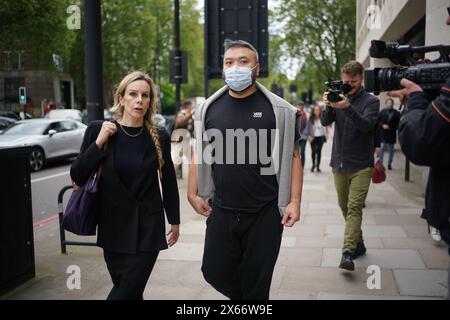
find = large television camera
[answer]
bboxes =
[364,40,450,96]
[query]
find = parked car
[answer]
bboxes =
[0,111,33,120]
[45,109,84,123]
[0,119,87,171]
[104,109,114,121]
[0,116,16,133]
[152,113,166,128]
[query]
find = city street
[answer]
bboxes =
[1,0,449,303]
[2,140,449,300]
[30,161,73,225]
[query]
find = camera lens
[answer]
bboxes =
[327,91,341,103]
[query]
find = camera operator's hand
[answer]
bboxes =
[322,91,330,105]
[388,79,423,102]
[329,94,351,110]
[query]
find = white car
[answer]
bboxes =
[45,109,84,123]
[0,119,86,171]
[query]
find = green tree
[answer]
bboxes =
[100,0,203,112]
[276,0,356,95]
[0,0,76,71]
[179,0,204,100]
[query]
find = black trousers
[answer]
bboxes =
[201,200,283,300]
[103,250,159,300]
[299,139,307,169]
[311,136,325,168]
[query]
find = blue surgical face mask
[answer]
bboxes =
[223,65,256,92]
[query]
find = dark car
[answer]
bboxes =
[0,116,16,132]
[0,111,33,120]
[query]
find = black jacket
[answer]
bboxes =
[379,108,400,144]
[321,89,380,173]
[70,121,180,254]
[398,79,450,241]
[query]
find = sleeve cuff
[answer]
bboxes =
[407,92,431,111]
[85,141,107,162]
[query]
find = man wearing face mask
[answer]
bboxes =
[188,39,303,300]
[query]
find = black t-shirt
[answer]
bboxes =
[205,90,291,212]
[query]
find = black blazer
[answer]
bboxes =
[70,120,180,254]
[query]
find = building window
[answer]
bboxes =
[3,51,25,70]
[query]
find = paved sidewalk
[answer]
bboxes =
[2,140,448,300]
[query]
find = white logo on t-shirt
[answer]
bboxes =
[253,112,262,118]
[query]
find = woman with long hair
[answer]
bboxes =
[70,71,180,299]
[306,105,329,173]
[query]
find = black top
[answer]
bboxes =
[205,90,281,212]
[378,108,400,144]
[321,89,380,173]
[114,124,147,192]
[70,120,180,254]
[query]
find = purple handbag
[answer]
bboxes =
[62,172,100,235]
[62,144,106,235]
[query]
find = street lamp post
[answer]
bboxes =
[84,0,104,122]
[174,0,181,110]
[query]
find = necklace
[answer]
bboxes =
[119,123,144,138]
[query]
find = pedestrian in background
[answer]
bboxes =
[296,100,309,170]
[305,104,329,173]
[378,98,400,170]
[70,71,180,300]
[173,99,195,178]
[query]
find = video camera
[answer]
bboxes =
[365,40,450,96]
[324,80,352,102]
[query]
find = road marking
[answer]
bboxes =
[31,171,70,183]
[33,213,59,228]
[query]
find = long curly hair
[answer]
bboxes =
[110,71,164,174]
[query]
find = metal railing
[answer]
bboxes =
[57,185,97,254]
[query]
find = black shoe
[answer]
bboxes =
[388,165,392,170]
[317,167,321,173]
[339,252,355,271]
[353,240,367,259]
[311,166,315,172]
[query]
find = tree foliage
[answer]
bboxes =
[276,0,356,96]
[0,0,76,70]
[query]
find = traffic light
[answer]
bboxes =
[169,50,188,84]
[205,0,269,79]
[19,87,26,105]
[308,87,313,104]
[301,92,308,103]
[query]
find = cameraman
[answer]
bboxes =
[389,68,449,301]
[322,61,380,271]
[388,10,450,299]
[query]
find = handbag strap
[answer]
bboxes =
[72,140,109,190]
[96,140,108,178]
